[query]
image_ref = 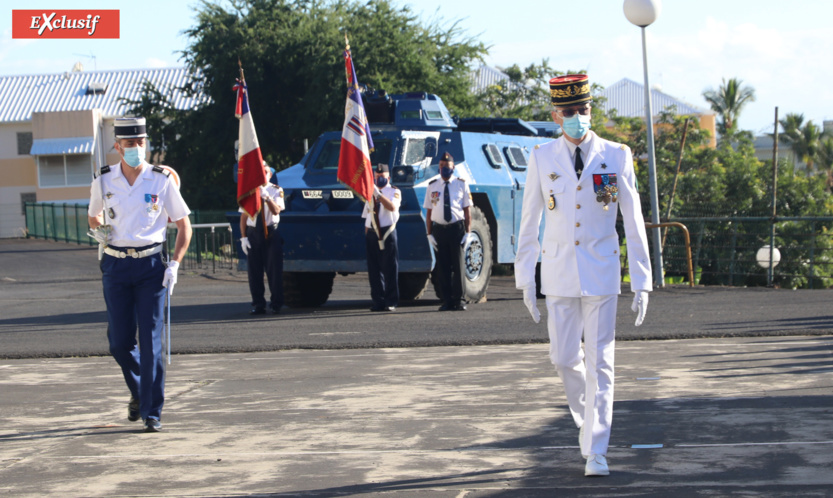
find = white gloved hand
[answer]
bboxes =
[522,286,541,323]
[162,260,179,295]
[460,232,472,248]
[259,186,271,201]
[427,234,438,251]
[87,224,112,245]
[373,185,382,199]
[631,290,649,327]
[240,237,251,256]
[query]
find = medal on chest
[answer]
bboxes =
[593,173,618,211]
[548,190,556,210]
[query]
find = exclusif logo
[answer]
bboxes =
[12,10,119,39]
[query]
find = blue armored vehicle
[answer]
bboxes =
[275,91,553,307]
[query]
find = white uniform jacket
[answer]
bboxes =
[240,184,285,227]
[361,185,401,228]
[514,131,652,297]
[88,162,190,248]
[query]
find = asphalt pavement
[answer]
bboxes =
[1,238,832,497]
[2,238,832,358]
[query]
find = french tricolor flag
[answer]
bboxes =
[234,78,267,219]
[337,46,374,204]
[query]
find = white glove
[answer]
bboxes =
[631,290,649,327]
[240,237,251,256]
[427,234,438,251]
[259,186,271,201]
[87,224,112,245]
[461,232,473,248]
[373,185,382,199]
[162,260,179,295]
[522,286,541,323]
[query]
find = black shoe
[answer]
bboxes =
[270,305,281,315]
[370,306,386,312]
[143,418,162,432]
[250,307,266,315]
[453,303,467,311]
[438,303,452,311]
[127,396,140,422]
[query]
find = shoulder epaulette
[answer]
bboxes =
[152,165,172,177]
[94,165,111,179]
[429,179,438,185]
[457,177,466,182]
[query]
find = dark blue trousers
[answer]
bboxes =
[433,221,465,307]
[246,225,284,310]
[366,226,399,308]
[101,250,166,421]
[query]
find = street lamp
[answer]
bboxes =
[624,0,664,288]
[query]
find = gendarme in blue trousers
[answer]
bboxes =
[366,226,399,308]
[101,249,166,421]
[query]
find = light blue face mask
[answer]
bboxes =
[561,114,592,139]
[122,145,145,168]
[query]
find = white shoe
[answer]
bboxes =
[585,454,609,477]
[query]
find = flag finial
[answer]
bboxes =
[344,34,350,51]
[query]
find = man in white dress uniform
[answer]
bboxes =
[514,74,653,477]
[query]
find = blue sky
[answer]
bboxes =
[2,1,831,134]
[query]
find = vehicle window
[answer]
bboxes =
[504,146,528,170]
[483,144,504,169]
[403,138,427,165]
[311,139,392,170]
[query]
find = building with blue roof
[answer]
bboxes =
[0,67,205,238]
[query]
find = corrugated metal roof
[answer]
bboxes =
[598,78,709,118]
[0,67,207,123]
[471,65,518,93]
[30,136,95,155]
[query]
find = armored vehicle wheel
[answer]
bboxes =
[398,272,430,300]
[283,272,335,308]
[431,206,493,304]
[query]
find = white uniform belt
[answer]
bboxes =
[104,244,163,259]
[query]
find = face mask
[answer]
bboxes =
[375,176,388,188]
[440,166,454,179]
[122,145,145,168]
[561,114,592,139]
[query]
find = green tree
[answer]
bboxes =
[129,0,487,209]
[818,137,833,191]
[788,120,824,171]
[702,77,756,139]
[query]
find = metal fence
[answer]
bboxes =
[24,203,236,273]
[22,203,833,288]
[658,216,833,289]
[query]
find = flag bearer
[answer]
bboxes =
[363,163,401,311]
[239,162,285,315]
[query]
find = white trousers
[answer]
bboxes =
[545,294,618,457]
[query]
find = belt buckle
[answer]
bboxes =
[127,248,138,258]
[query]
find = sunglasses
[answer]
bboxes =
[557,106,591,118]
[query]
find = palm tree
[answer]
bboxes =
[817,137,833,191]
[702,78,756,138]
[790,121,824,171]
[778,113,805,145]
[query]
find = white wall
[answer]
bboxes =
[0,122,32,160]
[0,186,34,238]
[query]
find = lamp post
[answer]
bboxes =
[624,0,664,288]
